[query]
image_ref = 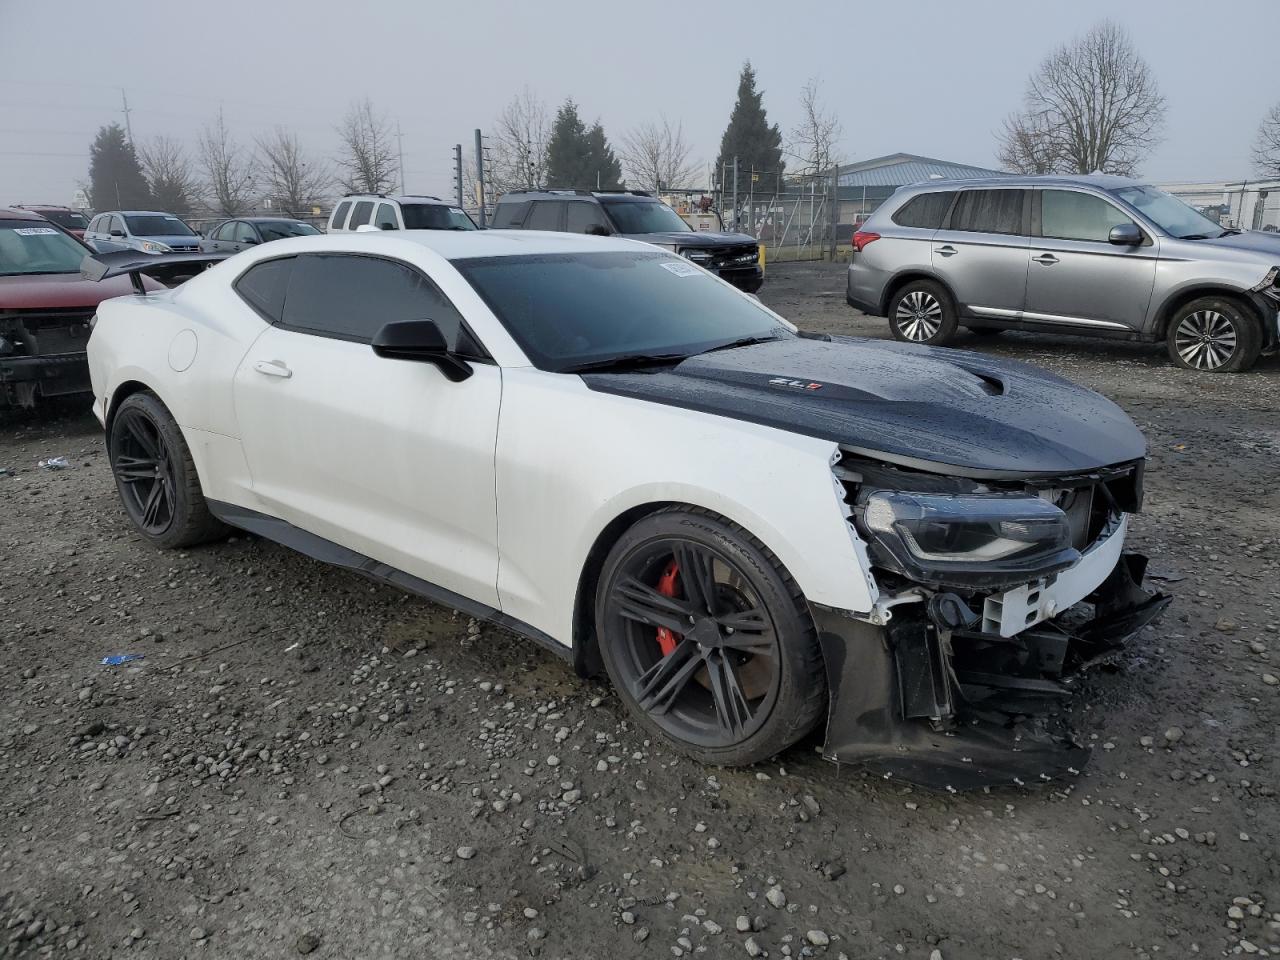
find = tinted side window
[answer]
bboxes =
[87,216,99,233]
[491,201,529,229]
[375,203,399,229]
[281,254,477,352]
[330,201,351,231]
[565,201,611,233]
[233,222,258,243]
[891,192,955,229]
[526,201,563,231]
[110,215,125,235]
[348,201,374,229]
[1041,190,1134,243]
[234,256,295,323]
[950,190,1025,235]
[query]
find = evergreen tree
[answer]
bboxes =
[546,100,588,189]
[715,62,785,196]
[88,124,152,210]
[583,123,623,190]
[546,101,624,190]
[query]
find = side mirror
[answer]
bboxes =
[1108,223,1142,246]
[354,223,379,233]
[242,237,260,246]
[379,222,397,230]
[371,319,473,382]
[110,229,125,238]
[584,224,612,237]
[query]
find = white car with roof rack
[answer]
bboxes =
[327,194,478,233]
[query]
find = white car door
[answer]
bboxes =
[231,251,502,607]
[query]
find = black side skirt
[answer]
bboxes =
[206,500,571,663]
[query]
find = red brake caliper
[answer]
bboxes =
[655,560,680,656]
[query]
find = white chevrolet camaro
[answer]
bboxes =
[85,231,1168,788]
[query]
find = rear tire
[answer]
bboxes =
[887,279,958,346]
[595,507,826,767]
[107,391,228,549]
[1165,297,1261,372]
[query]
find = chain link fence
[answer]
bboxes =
[714,164,840,262]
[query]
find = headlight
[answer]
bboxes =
[679,248,713,263]
[862,491,1079,589]
[1250,266,1279,296]
[139,240,172,254]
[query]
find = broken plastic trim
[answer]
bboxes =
[811,552,1170,791]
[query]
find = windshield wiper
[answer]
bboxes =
[561,352,690,374]
[698,334,786,355]
[1218,229,1241,238]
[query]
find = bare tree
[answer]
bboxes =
[1000,21,1165,176]
[1252,102,1280,178]
[786,78,843,177]
[255,128,332,216]
[198,110,257,216]
[995,110,1064,174]
[489,87,550,194]
[139,136,201,215]
[620,118,696,193]
[335,98,399,195]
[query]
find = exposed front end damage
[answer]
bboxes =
[0,309,95,408]
[817,450,1170,790]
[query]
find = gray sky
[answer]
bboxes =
[1,0,1275,205]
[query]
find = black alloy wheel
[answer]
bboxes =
[107,391,227,549]
[596,508,826,766]
[111,405,176,535]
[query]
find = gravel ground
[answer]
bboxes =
[1,260,1277,959]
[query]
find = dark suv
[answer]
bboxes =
[491,190,763,292]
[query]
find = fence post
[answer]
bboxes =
[474,128,486,227]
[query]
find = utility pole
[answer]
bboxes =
[474,128,486,227]
[396,121,405,194]
[119,89,134,145]
[454,144,464,208]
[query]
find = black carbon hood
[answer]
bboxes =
[581,336,1147,477]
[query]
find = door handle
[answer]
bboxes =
[935,245,958,256]
[253,359,292,379]
[1032,253,1060,265]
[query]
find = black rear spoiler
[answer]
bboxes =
[81,251,233,294]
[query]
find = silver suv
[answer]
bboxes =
[846,175,1280,372]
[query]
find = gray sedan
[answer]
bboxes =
[200,217,320,254]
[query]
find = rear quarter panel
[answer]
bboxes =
[88,266,268,503]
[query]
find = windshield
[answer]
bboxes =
[600,199,692,235]
[39,210,89,230]
[455,250,787,372]
[256,220,320,241]
[1109,185,1225,239]
[401,204,478,230]
[124,215,196,237]
[0,222,88,276]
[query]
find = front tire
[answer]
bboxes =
[1166,297,1262,372]
[887,280,958,346]
[595,507,826,766]
[107,391,227,549]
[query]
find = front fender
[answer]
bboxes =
[494,369,878,646]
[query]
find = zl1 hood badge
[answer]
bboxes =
[769,377,824,391]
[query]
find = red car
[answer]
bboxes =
[0,207,158,408]
[11,204,91,240]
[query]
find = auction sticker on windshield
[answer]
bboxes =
[14,227,59,236]
[660,261,701,277]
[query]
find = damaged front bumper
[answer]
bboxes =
[812,551,1169,791]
